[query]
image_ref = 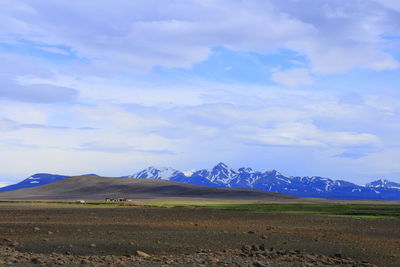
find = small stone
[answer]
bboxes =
[253,261,266,267]
[81,259,90,264]
[241,245,252,252]
[55,260,65,265]
[47,231,54,235]
[248,230,256,234]
[10,242,19,247]
[31,258,42,264]
[89,243,96,248]
[136,250,151,258]
[104,256,113,263]
[34,227,40,231]
[261,235,267,239]
[42,238,49,242]
[210,257,220,263]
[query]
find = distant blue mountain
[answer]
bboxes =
[125,163,400,201]
[2,165,399,200]
[0,173,69,193]
[0,173,102,193]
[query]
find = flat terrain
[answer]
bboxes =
[0,203,398,266]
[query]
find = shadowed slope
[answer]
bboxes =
[0,176,296,201]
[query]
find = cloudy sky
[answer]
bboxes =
[1,0,400,184]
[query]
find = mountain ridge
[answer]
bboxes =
[126,163,400,200]
[1,163,399,200]
[0,173,68,193]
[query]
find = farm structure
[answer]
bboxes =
[105,198,133,202]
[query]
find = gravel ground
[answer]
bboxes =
[0,244,377,266]
[0,204,398,266]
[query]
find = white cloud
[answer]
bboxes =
[0,81,398,182]
[1,0,397,74]
[0,103,49,125]
[239,122,381,148]
[374,0,400,12]
[368,57,399,70]
[0,0,399,183]
[271,68,314,87]
[36,46,70,56]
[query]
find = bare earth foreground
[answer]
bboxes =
[0,203,399,266]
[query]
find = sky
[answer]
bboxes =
[1,0,400,184]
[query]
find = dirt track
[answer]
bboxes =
[0,204,399,266]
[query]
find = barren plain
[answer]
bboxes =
[0,203,399,266]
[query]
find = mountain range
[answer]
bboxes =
[124,163,400,200]
[1,163,399,200]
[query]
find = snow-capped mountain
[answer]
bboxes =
[2,165,399,200]
[125,163,400,200]
[123,166,186,180]
[366,179,400,189]
[0,173,103,193]
[0,173,68,193]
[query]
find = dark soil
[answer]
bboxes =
[0,204,398,266]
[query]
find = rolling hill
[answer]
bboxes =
[0,175,296,201]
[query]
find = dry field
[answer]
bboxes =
[0,202,398,266]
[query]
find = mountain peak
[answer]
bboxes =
[214,162,229,169]
[126,166,182,180]
[238,167,254,173]
[0,173,68,193]
[263,169,283,176]
[183,169,196,177]
[367,179,400,188]
[368,178,389,186]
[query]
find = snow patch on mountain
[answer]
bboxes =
[366,179,400,189]
[0,182,10,188]
[125,166,183,180]
[183,170,196,177]
[0,173,69,193]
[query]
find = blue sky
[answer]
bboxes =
[1,0,400,184]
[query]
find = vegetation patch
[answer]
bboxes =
[1,200,399,219]
[149,203,400,219]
